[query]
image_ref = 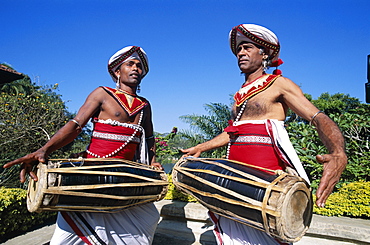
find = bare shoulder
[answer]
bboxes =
[274,76,319,120]
[74,87,109,125]
[274,76,301,91]
[83,86,111,103]
[271,76,305,100]
[143,99,152,117]
[78,87,109,113]
[89,86,108,97]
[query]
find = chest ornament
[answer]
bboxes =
[102,86,148,116]
[234,74,280,107]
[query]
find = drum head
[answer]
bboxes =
[27,163,47,212]
[278,181,313,241]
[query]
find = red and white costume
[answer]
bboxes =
[210,118,309,245]
[209,25,309,245]
[50,46,159,245]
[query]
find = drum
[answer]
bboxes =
[27,158,168,213]
[172,157,313,243]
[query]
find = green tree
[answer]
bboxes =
[286,93,370,188]
[0,77,91,188]
[179,102,231,158]
[155,127,181,165]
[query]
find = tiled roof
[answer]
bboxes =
[0,64,25,84]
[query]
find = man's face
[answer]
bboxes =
[115,59,143,86]
[237,42,265,73]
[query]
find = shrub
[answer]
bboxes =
[164,174,198,203]
[0,187,56,237]
[313,181,370,218]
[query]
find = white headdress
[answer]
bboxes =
[229,24,282,66]
[108,46,149,82]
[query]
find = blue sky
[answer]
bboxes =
[1,0,369,133]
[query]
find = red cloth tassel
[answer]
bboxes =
[273,69,282,75]
[270,58,284,67]
[271,58,283,75]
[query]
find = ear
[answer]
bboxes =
[262,54,268,60]
[114,68,121,78]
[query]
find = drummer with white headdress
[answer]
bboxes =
[4,45,162,245]
[182,24,347,245]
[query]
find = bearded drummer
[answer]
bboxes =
[182,24,347,245]
[4,46,163,244]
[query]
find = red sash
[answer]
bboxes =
[234,74,280,107]
[225,123,285,171]
[102,86,148,116]
[87,121,141,159]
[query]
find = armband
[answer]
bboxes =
[309,111,324,126]
[146,135,154,140]
[71,119,82,128]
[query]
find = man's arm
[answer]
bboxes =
[311,112,347,207]
[278,77,347,207]
[3,87,105,182]
[181,131,230,157]
[142,102,163,170]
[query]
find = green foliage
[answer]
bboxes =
[180,103,231,139]
[287,93,370,186]
[0,77,91,188]
[286,121,326,188]
[155,127,183,165]
[164,174,198,202]
[312,93,362,115]
[313,181,370,218]
[179,103,231,158]
[0,187,56,238]
[333,111,370,182]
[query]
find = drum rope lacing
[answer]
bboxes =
[67,158,85,167]
[226,100,247,158]
[86,110,144,158]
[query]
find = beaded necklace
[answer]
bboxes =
[86,110,144,158]
[226,100,247,159]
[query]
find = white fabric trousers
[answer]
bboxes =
[50,203,160,245]
[210,212,291,245]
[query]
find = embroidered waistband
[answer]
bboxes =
[231,135,272,144]
[233,119,284,126]
[92,131,141,143]
[93,118,143,131]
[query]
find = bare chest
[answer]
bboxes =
[233,99,268,118]
[232,94,286,121]
[99,97,140,124]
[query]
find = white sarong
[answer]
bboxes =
[50,203,159,245]
[210,212,288,245]
[210,119,308,244]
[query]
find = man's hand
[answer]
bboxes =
[315,152,347,208]
[3,150,47,183]
[181,147,202,158]
[151,162,164,171]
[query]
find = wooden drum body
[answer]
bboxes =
[172,157,313,243]
[27,158,168,213]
